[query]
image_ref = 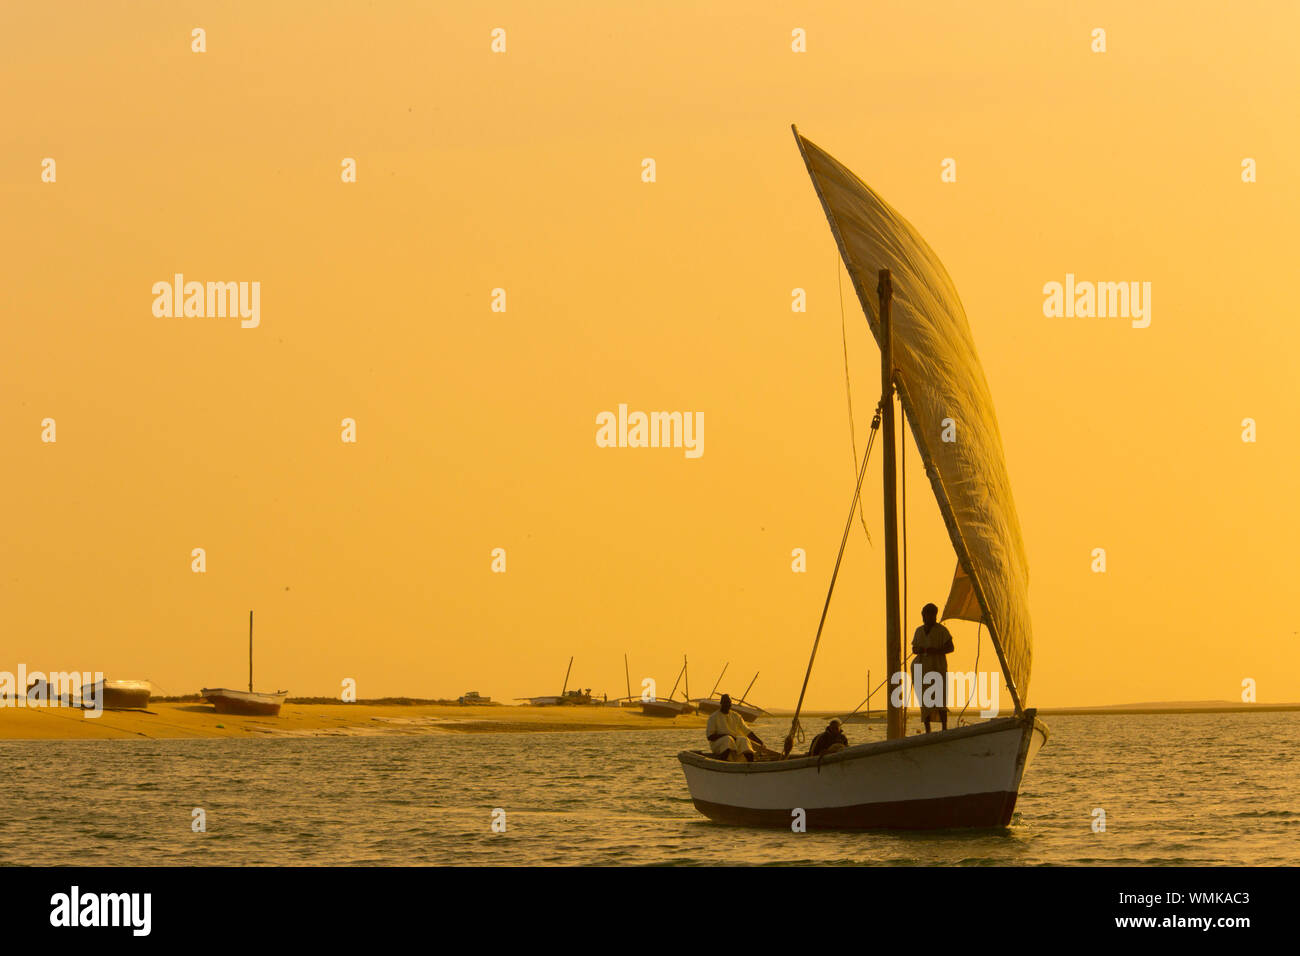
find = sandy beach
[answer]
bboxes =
[0,701,710,741]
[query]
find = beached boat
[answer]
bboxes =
[202,611,286,717]
[678,127,1048,829]
[81,679,152,710]
[692,669,767,721]
[519,690,597,705]
[201,687,288,716]
[640,655,695,717]
[518,657,600,705]
[640,699,695,717]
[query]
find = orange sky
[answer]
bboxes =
[2,1,1297,709]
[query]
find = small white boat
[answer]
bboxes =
[680,712,1047,828]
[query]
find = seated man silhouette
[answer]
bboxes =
[705,694,766,762]
[808,717,849,757]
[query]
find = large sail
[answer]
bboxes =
[793,127,1032,711]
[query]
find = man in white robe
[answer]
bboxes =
[706,694,765,761]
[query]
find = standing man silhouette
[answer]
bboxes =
[911,602,955,732]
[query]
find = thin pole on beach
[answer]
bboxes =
[708,662,729,700]
[666,658,686,701]
[248,610,254,693]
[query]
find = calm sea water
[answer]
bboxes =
[2,713,1295,866]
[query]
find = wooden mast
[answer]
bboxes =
[624,653,632,701]
[248,610,254,694]
[879,270,904,741]
[666,658,686,700]
[739,671,759,704]
[707,662,729,700]
[561,655,573,696]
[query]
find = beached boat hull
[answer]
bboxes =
[641,699,695,717]
[201,688,287,716]
[82,680,152,710]
[678,711,1047,829]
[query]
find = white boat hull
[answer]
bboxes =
[678,711,1047,829]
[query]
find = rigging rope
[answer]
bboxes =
[901,402,907,640]
[957,621,983,723]
[838,254,872,543]
[783,400,883,757]
[900,397,908,735]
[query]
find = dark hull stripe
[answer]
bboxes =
[691,789,1019,830]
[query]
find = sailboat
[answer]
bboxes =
[677,127,1048,829]
[640,655,696,717]
[692,668,768,722]
[201,611,287,716]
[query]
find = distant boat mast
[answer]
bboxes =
[707,662,729,700]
